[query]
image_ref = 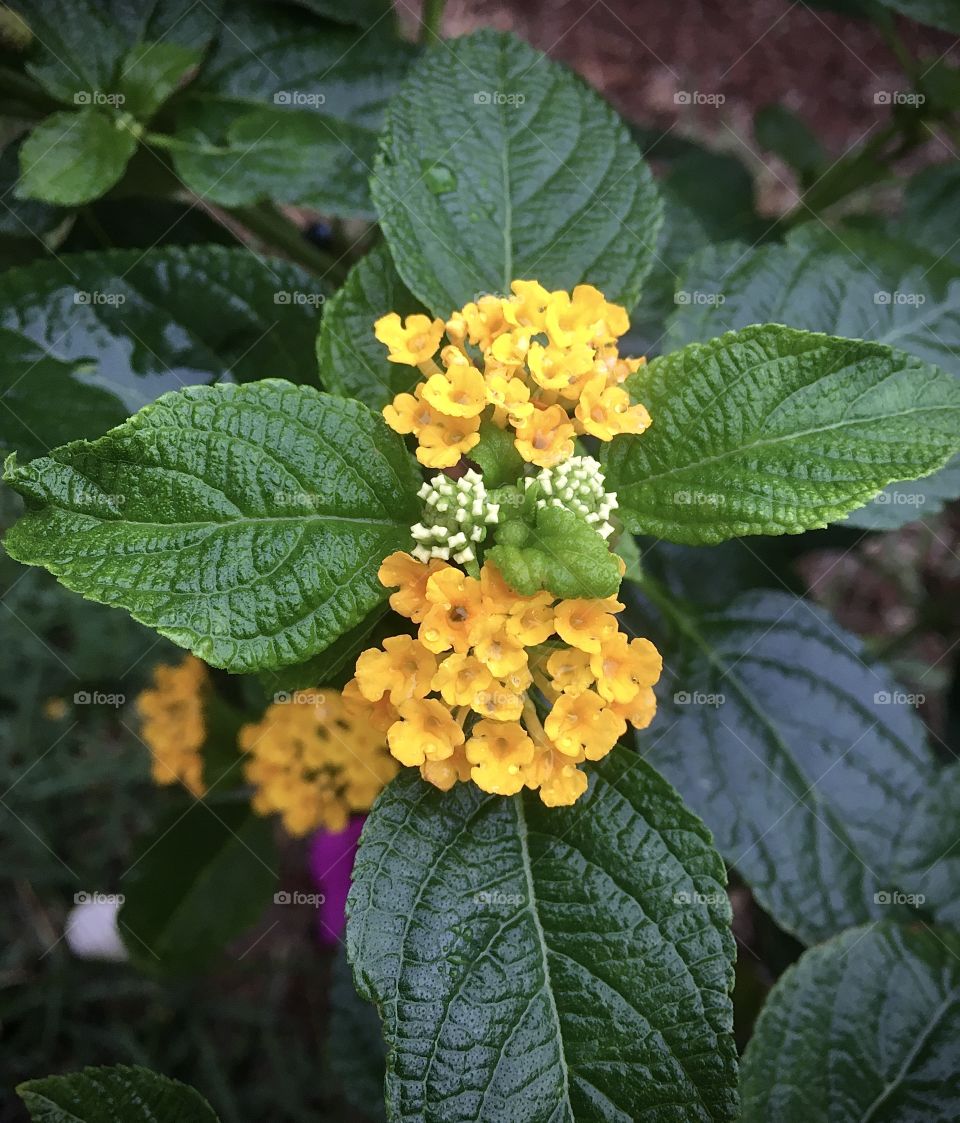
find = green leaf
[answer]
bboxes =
[167,8,416,217]
[468,418,525,487]
[279,0,393,27]
[0,137,65,254]
[16,109,138,205]
[488,505,622,599]
[317,242,427,409]
[602,324,960,544]
[891,163,960,267]
[120,801,277,973]
[753,105,824,180]
[328,946,387,1122]
[0,245,323,459]
[639,588,937,945]
[665,228,960,529]
[118,40,200,120]
[18,1064,220,1122]
[893,763,960,929]
[740,924,960,1121]
[347,748,738,1121]
[3,381,421,673]
[658,149,761,245]
[876,0,960,32]
[10,0,222,104]
[372,29,662,316]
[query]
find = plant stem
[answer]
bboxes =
[421,0,446,41]
[227,202,348,283]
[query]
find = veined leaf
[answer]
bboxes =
[740,924,960,1121]
[637,588,937,945]
[18,1064,219,1122]
[3,381,421,673]
[875,0,960,32]
[0,246,322,459]
[347,748,739,1121]
[317,242,427,409]
[372,29,662,317]
[602,324,960,544]
[892,762,960,929]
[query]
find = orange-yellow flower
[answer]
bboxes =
[471,620,528,677]
[611,685,658,730]
[544,690,626,760]
[420,744,472,791]
[374,312,444,365]
[387,698,465,766]
[421,364,487,418]
[416,412,481,469]
[382,387,438,435]
[546,646,594,695]
[432,653,493,706]
[590,634,662,704]
[553,596,623,653]
[420,567,483,653]
[505,592,555,646]
[575,373,651,441]
[354,634,437,706]
[514,404,575,468]
[466,719,535,795]
[378,551,447,623]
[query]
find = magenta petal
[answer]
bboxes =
[307,815,365,945]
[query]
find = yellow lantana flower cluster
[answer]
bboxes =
[376,281,651,470]
[137,655,209,798]
[238,690,399,835]
[347,552,662,806]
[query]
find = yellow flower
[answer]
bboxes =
[466,719,535,795]
[554,596,624,653]
[374,312,444,365]
[387,698,465,766]
[472,682,525,721]
[546,646,595,695]
[488,329,530,367]
[421,364,487,418]
[240,689,397,835]
[416,412,481,469]
[137,655,209,797]
[480,561,525,615]
[485,370,534,425]
[505,279,551,330]
[420,743,472,791]
[544,690,626,760]
[575,373,652,441]
[432,653,493,706]
[471,619,528,677]
[514,404,576,467]
[354,635,437,706]
[610,685,658,730]
[382,388,438,435]
[590,634,662,704]
[420,567,484,653]
[536,750,590,807]
[378,551,448,623]
[527,341,594,393]
[342,677,397,732]
[505,592,555,646]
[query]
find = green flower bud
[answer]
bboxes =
[411,469,500,567]
[525,455,618,540]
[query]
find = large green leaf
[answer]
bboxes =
[347,748,739,1121]
[317,242,426,409]
[0,246,322,459]
[168,8,416,217]
[120,801,276,973]
[665,229,960,529]
[16,109,138,205]
[18,1064,219,1122]
[876,0,960,32]
[891,163,960,267]
[740,924,960,1121]
[602,324,960,544]
[638,588,937,945]
[892,762,960,929]
[372,30,662,317]
[3,381,421,672]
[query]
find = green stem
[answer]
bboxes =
[226,203,348,283]
[421,0,446,41]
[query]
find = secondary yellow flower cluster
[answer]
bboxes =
[136,658,397,835]
[346,552,662,806]
[376,281,651,470]
[239,691,399,835]
[137,655,209,798]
